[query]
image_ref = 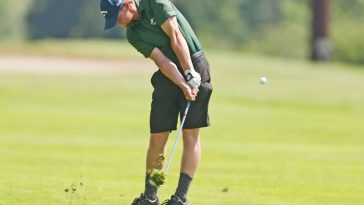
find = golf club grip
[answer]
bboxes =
[165,101,191,175]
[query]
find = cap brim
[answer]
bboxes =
[104,13,119,30]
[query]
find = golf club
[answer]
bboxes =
[149,101,191,187]
[165,101,191,175]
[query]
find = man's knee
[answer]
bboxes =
[182,129,200,146]
[149,132,169,148]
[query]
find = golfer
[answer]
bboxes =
[100,0,212,204]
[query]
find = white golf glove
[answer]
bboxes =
[184,69,201,90]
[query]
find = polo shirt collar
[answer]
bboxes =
[134,0,144,13]
[129,0,144,27]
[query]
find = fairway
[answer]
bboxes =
[1,48,364,205]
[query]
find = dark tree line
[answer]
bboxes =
[5,0,362,64]
[26,0,284,41]
[26,0,123,39]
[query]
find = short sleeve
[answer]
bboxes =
[151,0,177,25]
[127,28,154,58]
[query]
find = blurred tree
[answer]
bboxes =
[1,0,363,64]
[311,0,332,61]
[0,1,8,36]
[0,0,32,39]
[26,0,123,39]
[174,0,282,49]
[239,0,282,29]
[332,0,364,64]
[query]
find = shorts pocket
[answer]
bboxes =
[151,70,162,87]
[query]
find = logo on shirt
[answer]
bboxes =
[150,18,157,26]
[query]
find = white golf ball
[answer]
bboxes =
[260,77,268,85]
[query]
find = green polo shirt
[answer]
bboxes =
[126,0,202,64]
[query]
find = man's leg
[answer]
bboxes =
[175,128,201,201]
[144,132,170,199]
[181,129,201,176]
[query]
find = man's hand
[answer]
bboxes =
[184,69,201,91]
[149,48,198,101]
[181,84,198,101]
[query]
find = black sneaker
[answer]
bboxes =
[131,193,160,205]
[161,195,188,205]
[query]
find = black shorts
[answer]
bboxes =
[150,51,213,133]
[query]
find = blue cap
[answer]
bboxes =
[100,0,125,30]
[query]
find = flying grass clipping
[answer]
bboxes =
[149,154,166,187]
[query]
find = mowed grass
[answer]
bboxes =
[1,41,364,205]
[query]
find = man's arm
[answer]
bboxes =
[161,16,201,91]
[149,47,196,101]
[161,16,193,71]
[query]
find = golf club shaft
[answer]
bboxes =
[165,101,191,175]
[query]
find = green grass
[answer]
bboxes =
[1,41,364,205]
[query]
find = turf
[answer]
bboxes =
[1,43,364,205]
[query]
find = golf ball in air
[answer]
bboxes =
[260,77,268,85]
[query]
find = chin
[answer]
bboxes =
[125,22,132,28]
